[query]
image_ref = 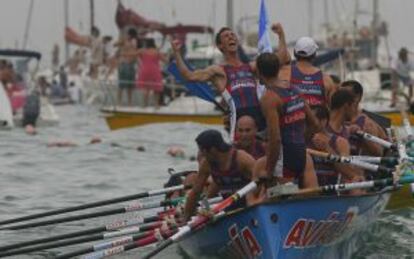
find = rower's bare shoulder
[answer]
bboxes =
[278,65,291,81]
[335,136,350,155]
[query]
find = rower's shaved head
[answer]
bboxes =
[236,115,257,148]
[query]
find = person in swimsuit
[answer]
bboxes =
[184,129,255,220]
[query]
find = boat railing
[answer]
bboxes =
[96,78,187,112]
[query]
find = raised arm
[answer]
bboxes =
[271,23,291,65]
[171,40,222,83]
[261,92,282,177]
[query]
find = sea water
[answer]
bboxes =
[0,105,412,258]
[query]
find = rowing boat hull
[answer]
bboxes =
[179,192,390,259]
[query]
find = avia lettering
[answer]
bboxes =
[226,224,262,258]
[284,208,358,249]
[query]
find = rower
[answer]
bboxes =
[184,129,255,220]
[254,52,319,188]
[170,23,291,135]
[234,115,265,159]
[279,37,337,109]
[310,106,361,185]
[341,80,387,156]
[327,89,365,183]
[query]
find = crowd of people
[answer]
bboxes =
[0,59,40,134]
[65,26,167,108]
[163,23,396,220]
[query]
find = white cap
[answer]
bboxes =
[294,37,318,57]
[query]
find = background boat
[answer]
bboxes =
[0,49,60,129]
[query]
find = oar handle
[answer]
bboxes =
[354,130,397,150]
[307,149,393,174]
[0,185,185,227]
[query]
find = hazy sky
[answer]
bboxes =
[0,0,413,67]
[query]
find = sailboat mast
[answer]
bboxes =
[90,0,95,32]
[22,0,34,49]
[308,0,314,37]
[226,0,234,29]
[371,0,379,66]
[64,0,69,62]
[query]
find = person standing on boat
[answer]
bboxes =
[234,115,265,160]
[253,52,319,188]
[391,47,414,107]
[341,80,387,156]
[111,28,138,106]
[282,37,337,110]
[170,23,291,135]
[184,129,255,220]
[136,38,167,109]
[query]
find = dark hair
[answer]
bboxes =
[91,26,100,37]
[195,129,231,152]
[127,28,137,38]
[329,74,341,84]
[294,52,316,62]
[330,89,355,110]
[256,53,280,78]
[313,105,330,121]
[146,38,156,48]
[341,80,363,98]
[215,27,231,46]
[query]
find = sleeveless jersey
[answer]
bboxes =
[210,149,249,196]
[234,139,265,160]
[290,64,326,108]
[222,64,266,130]
[326,122,363,155]
[310,133,340,186]
[271,86,306,178]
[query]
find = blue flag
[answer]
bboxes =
[167,61,217,103]
[258,0,272,53]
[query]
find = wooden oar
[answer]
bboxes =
[0,197,184,230]
[0,221,169,258]
[55,230,153,259]
[349,155,399,165]
[354,130,397,150]
[307,149,394,174]
[0,214,162,252]
[142,181,258,259]
[56,224,182,259]
[0,185,185,227]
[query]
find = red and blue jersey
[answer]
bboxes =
[290,64,326,108]
[310,133,340,186]
[210,149,249,197]
[271,86,306,179]
[234,139,265,160]
[223,64,266,130]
